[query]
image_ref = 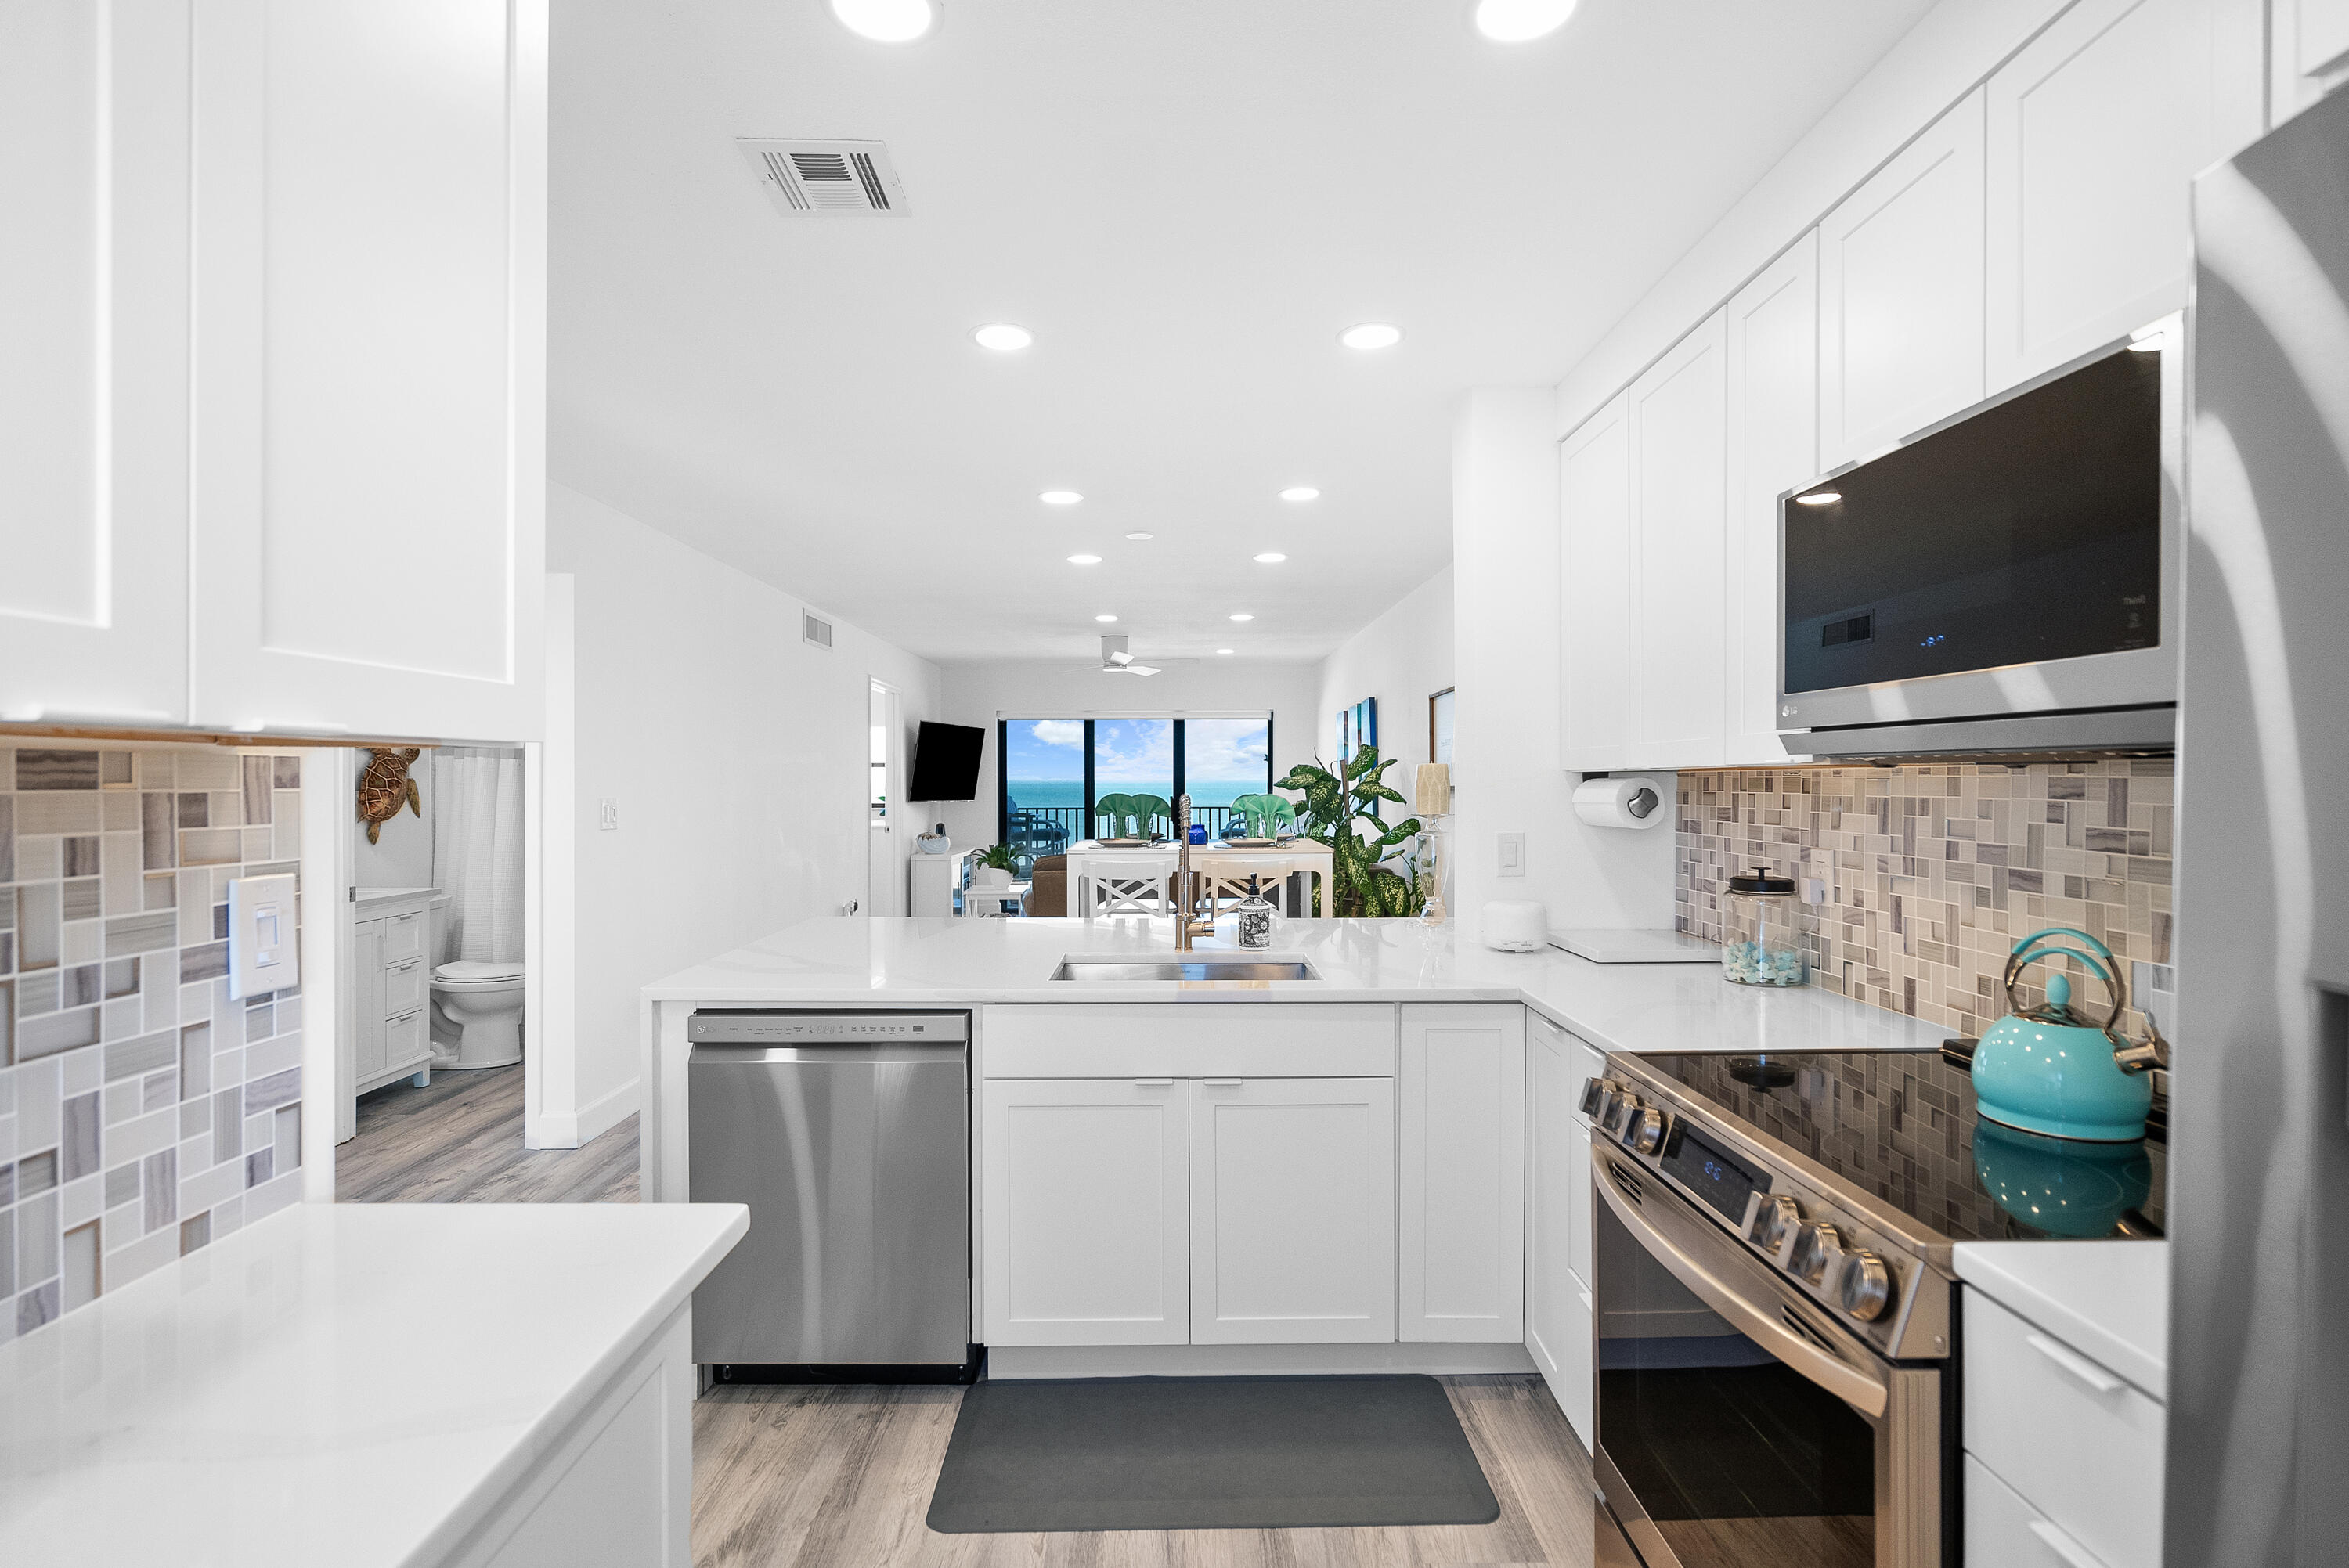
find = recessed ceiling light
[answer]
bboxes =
[1279,486,1321,502]
[1340,323,1403,351]
[1040,489,1082,505]
[1254,553,1287,564]
[1124,531,1154,541]
[1095,614,1118,623]
[1794,490,1842,506]
[831,0,940,42]
[972,322,1032,351]
[1471,0,1577,42]
[1067,553,1102,565]
[1229,612,1254,622]
[1217,648,1235,655]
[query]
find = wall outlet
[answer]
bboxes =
[598,798,619,831]
[1497,831,1526,878]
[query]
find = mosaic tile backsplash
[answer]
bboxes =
[1,743,307,1342]
[1676,760,2176,1044]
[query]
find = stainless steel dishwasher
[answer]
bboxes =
[687,1011,972,1379]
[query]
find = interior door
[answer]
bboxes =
[1189,1076,1396,1345]
[981,1077,1189,1346]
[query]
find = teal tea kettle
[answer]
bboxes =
[1971,927,2168,1143]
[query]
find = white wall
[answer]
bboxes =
[930,658,1322,851]
[1452,390,1674,932]
[353,750,434,889]
[1315,565,1454,791]
[546,483,943,1137]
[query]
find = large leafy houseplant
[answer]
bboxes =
[1276,745,1425,917]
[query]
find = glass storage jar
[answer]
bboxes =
[1722,867,1810,987]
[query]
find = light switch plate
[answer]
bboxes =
[598,798,619,831]
[227,874,300,1000]
[1498,832,1526,878]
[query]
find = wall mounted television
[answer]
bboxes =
[907,722,986,801]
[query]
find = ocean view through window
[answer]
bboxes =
[998,715,1274,870]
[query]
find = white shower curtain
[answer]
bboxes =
[432,748,525,964]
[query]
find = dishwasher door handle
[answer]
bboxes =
[687,1042,968,1065]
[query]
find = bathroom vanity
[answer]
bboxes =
[348,886,442,1133]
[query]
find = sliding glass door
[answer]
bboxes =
[998,715,1274,869]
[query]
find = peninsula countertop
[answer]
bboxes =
[0,1201,748,1568]
[640,914,1947,1061]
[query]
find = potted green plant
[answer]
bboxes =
[1274,745,1424,917]
[972,842,1017,888]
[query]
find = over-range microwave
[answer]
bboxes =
[1777,323,2180,759]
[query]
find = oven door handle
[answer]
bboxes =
[1593,1152,1890,1419]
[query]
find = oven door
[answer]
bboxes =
[1591,1147,1947,1568]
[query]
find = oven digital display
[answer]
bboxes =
[1661,1126,1763,1225]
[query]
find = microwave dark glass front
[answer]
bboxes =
[1777,336,2178,737]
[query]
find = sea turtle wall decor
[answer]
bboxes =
[357,747,423,844]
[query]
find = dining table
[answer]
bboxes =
[1065,837,1334,918]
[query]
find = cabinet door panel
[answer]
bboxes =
[1399,1006,1523,1343]
[1559,396,1632,770]
[355,921,387,1079]
[0,0,191,725]
[1987,0,2264,389]
[188,0,545,741]
[982,1079,1189,1346]
[1628,313,1728,766]
[1568,1035,1606,1288]
[1723,237,1817,766]
[1525,1022,1572,1375]
[1190,1078,1395,1345]
[2275,0,2349,121]
[1820,89,1987,467]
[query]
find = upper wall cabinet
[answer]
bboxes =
[1626,313,1728,770]
[0,1,193,727]
[2274,0,2349,120]
[1723,236,1818,766]
[1820,89,1987,469]
[1986,0,2265,389]
[186,1,547,743]
[1559,395,1632,771]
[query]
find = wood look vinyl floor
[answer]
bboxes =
[691,1375,1599,1568]
[335,1063,640,1203]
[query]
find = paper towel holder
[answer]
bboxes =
[1573,773,1665,831]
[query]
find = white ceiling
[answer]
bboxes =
[548,0,1932,666]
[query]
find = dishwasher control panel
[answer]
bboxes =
[687,1011,969,1045]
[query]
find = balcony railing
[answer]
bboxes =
[1001,802,1258,875]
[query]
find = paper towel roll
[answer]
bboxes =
[1573,777,1665,831]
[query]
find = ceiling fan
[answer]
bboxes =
[1099,633,1160,676]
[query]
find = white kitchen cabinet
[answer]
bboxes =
[1626,312,1729,769]
[1986,0,2265,391]
[2273,0,2349,121]
[981,1078,1190,1346]
[1820,89,1987,468]
[1189,1077,1395,1345]
[1723,237,1818,766]
[1398,1005,1524,1343]
[1524,1016,1587,1444]
[0,0,193,726]
[184,0,547,744]
[1559,395,1633,771]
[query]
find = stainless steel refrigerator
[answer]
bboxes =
[2174,87,2349,1567]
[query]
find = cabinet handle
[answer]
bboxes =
[1201,1079,1245,1089]
[2025,1332,2123,1394]
[2027,1519,2109,1568]
[1132,1078,1174,1087]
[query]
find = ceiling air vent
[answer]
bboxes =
[738,139,904,215]
[802,612,834,651]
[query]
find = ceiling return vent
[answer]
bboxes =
[802,611,835,650]
[738,139,904,215]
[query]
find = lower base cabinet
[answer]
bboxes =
[1526,1014,1604,1447]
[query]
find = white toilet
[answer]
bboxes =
[430,960,526,1069]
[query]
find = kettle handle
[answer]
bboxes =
[2004,926,2127,1039]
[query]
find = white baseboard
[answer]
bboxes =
[537,1076,640,1151]
[984,1342,1539,1380]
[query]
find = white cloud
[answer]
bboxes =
[1029,719,1084,748]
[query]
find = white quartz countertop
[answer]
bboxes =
[356,884,441,907]
[1954,1238,2168,1398]
[0,1201,748,1568]
[643,915,1947,1060]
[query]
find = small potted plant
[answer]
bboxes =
[972,843,1017,889]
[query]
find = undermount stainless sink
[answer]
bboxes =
[1050,957,1322,982]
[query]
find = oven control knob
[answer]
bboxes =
[1627,1105,1669,1156]
[1748,1194,1801,1257]
[1579,1076,1612,1118]
[1605,1094,1641,1139]
[1789,1222,1841,1284]
[1840,1252,1895,1322]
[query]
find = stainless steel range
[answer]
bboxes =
[1582,1047,2163,1568]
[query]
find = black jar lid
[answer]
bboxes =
[1728,867,1795,896]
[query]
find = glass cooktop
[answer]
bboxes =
[1631,1048,2167,1245]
